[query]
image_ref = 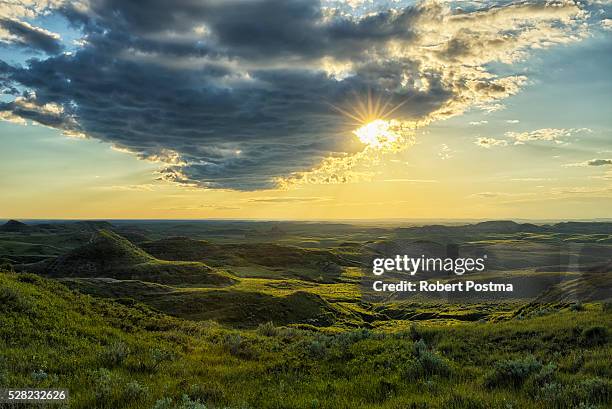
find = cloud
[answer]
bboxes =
[382,178,438,183]
[474,137,508,148]
[586,159,612,166]
[438,143,453,160]
[94,184,157,192]
[0,18,63,54]
[505,127,591,144]
[469,191,534,198]
[510,177,555,182]
[245,196,330,204]
[567,158,612,167]
[0,0,594,190]
[506,119,520,124]
[469,120,488,126]
[551,186,612,195]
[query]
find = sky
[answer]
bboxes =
[0,0,611,220]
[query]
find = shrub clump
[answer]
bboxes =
[581,326,608,347]
[122,380,149,402]
[484,356,542,389]
[0,286,31,313]
[406,339,451,378]
[100,341,130,367]
[574,377,612,404]
[153,394,208,409]
[257,321,279,337]
[222,333,256,359]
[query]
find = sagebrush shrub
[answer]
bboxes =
[257,321,279,337]
[484,356,542,389]
[100,341,130,367]
[581,326,608,347]
[123,380,149,402]
[153,394,208,409]
[574,377,611,404]
[0,286,30,312]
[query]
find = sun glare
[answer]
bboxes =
[353,119,398,148]
[328,89,414,150]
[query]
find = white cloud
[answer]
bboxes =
[474,137,508,148]
[505,128,591,144]
[438,143,453,160]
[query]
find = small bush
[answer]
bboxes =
[123,380,149,402]
[570,302,585,312]
[581,326,608,347]
[153,397,174,409]
[405,339,451,378]
[222,333,255,359]
[127,347,175,373]
[525,363,557,396]
[484,356,542,389]
[417,349,451,377]
[189,383,224,404]
[413,339,428,357]
[307,339,327,359]
[153,394,208,409]
[223,334,242,356]
[0,286,30,312]
[100,341,130,367]
[31,369,48,382]
[93,368,116,405]
[257,321,279,337]
[536,382,564,403]
[574,377,612,404]
[334,328,374,346]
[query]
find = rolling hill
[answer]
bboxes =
[18,230,236,286]
[141,237,352,282]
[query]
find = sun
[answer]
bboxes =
[327,89,414,149]
[352,119,398,148]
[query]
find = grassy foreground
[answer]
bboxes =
[1,269,610,409]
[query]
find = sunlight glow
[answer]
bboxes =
[353,119,399,148]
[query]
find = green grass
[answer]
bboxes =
[2,220,612,408]
[1,270,611,409]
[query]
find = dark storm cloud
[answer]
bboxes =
[0,18,63,54]
[0,0,585,189]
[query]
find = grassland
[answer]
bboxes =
[1,270,611,408]
[0,219,610,408]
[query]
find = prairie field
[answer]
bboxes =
[0,219,610,408]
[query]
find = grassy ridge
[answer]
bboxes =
[20,230,236,286]
[1,270,610,409]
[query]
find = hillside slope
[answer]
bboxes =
[1,270,611,409]
[19,230,236,286]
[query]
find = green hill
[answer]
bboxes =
[536,271,612,303]
[0,219,34,233]
[19,230,236,286]
[141,237,351,282]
